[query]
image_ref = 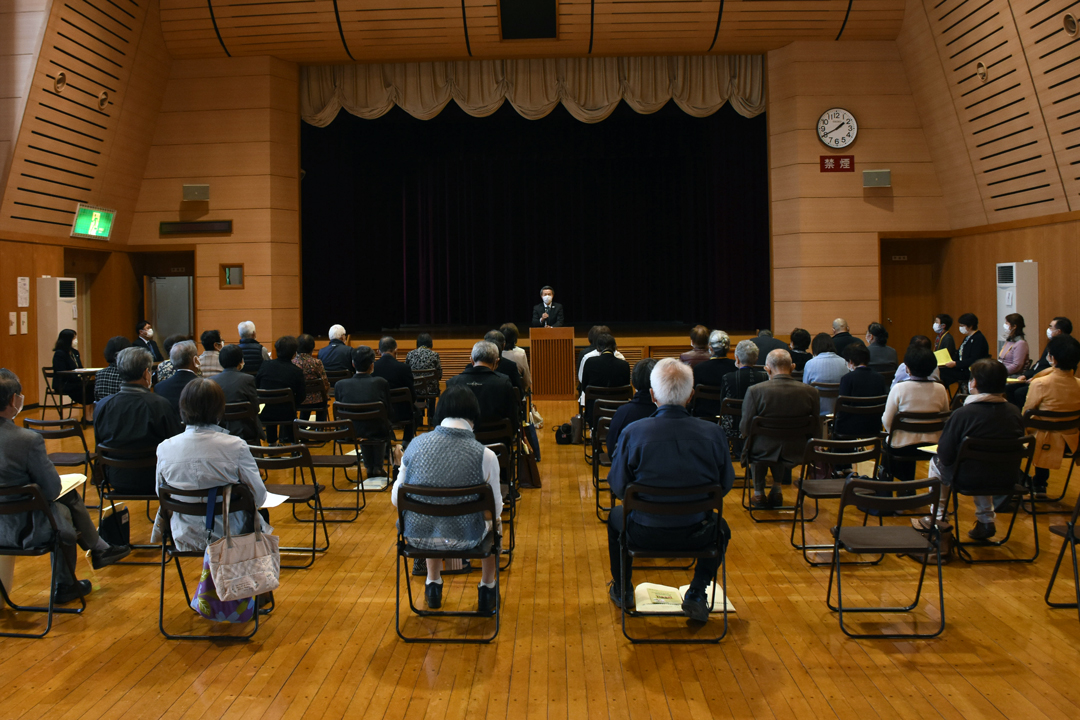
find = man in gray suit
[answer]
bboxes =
[739,349,820,509]
[0,369,130,604]
[209,344,264,445]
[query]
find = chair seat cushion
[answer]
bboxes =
[264,483,322,502]
[835,525,932,554]
[400,531,495,559]
[1048,524,1076,540]
[798,478,846,498]
[310,455,360,469]
[49,452,95,466]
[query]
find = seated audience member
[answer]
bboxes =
[883,345,950,482]
[392,386,501,613]
[605,359,734,621]
[892,335,941,386]
[940,312,990,389]
[1022,334,1080,496]
[607,357,659,456]
[255,336,305,444]
[135,320,163,362]
[210,344,263,445]
[741,350,820,509]
[319,324,352,372]
[237,321,271,375]
[680,325,712,369]
[293,333,331,419]
[866,322,898,372]
[154,334,187,384]
[51,329,86,404]
[750,329,787,360]
[1009,316,1073,407]
[153,378,271,552]
[925,359,1024,540]
[446,341,520,428]
[406,333,443,422]
[788,328,813,371]
[998,313,1029,376]
[499,323,531,392]
[0,369,130,604]
[198,330,224,376]
[335,346,397,480]
[933,313,958,362]
[833,343,889,439]
[94,347,182,494]
[692,330,737,418]
[94,336,131,401]
[373,336,416,441]
[578,325,627,402]
[802,332,848,415]
[484,330,525,395]
[580,333,632,425]
[720,341,770,452]
[154,340,200,418]
[831,318,865,357]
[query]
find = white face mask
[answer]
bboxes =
[933,322,943,334]
[71,338,78,350]
[542,295,553,305]
[12,393,24,416]
[1047,327,1055,340]
[1003,322,1011,333]
[968,380,976,394]
[959,326,969,335]
[145,328,154,339]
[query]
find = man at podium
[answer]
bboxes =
[531,286,565,328]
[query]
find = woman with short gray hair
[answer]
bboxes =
[692,331,737,419]
[719,340,769,452]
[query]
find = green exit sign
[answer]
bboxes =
[70,203,115,240]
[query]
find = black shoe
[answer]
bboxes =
[607,581,634,610]
[968,521,996,541]
[995,499,1019,514]
[425,582,443,609]
[509,487,521,501]
[767,488,784,508]
[751,494,769,509]
[53,579,91,604]
[477,584,498,615]
[681,586,710,623]
[90,544,131,569]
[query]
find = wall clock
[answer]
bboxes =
[817,108,858,149]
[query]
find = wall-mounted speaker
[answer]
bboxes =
[182,184,210,201]
[863,169,891,188]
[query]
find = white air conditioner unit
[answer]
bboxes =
[996,261,1038,354]
[36,277,78,405]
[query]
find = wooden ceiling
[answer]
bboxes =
[159,0,908,63]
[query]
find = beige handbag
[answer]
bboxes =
[206,485,280,602]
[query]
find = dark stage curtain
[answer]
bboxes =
[300,100,770,333]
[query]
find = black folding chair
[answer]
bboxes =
[297,378,329,421]
[24,418,99,508]
[395,483,501,643]
[257,387,297,445]
[719,398,746,485]
[1045,488,1080,624]
[41,367,75,420]
[474,419,518,490]
[333,401,394,488]
[691,384,725,423]
[826,477,945,639]
[830,395,887,441]
[949,435,1039,564]
[741,415,818,522]
[0,485,86,638]
[293,419,366,520]
[249,444,330,569]
[485,442,515,570]
[412,369,438,428]
[619,483,728,644]
[95,444,161,565]
[157,483,271,640]
[592,415,617,523]
[1021,408,1080,512]
[582,385,633,463]
[325,369,352,399]
[223,401,263,446]
[389,386,415,440]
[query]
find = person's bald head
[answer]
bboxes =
[832,318,849,334]
[765,349,793,375]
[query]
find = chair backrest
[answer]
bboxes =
[953,435,1035,495]
[583,385,633,405]
[694,384,725,404]
[0,484,58,533]
[23,418,85,444]
[257,387,294,406]
[802,437,882,474]
[485,443,511,475]
[748,414,817,441]
[41,367,57,392]
[622,483,724,520]
[474,419,515,445]
[249,443,315,472]
[293,419,358,444]
[887,410,951,446]
[834,394,888,418]
[395,483,497,524]
[719,398,743,418]
[389,386,413,405]
[1022,407,1080,433]
[593,415,613,453]
[412,370,437,398]
[593,398,627,422]
[303,378,328,405]
[157,482,257,521]
[223,401,259,424]
[325,369,352,385]
[95,444,157,471]
[333,401,389,424]
[811,382,840,400]
[837,477,941,521]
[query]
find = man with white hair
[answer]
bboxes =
[237,320,271,374]
[831,317,864,357]
[153,340,200,418]
[605,358,734,622]
[445,341,520,428]
[319,324,351,372]
[739,349,820,509]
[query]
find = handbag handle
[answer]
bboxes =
[204,486,218,545]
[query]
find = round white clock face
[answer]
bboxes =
[817,108,858,148]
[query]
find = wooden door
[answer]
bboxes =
[880,240,944,353]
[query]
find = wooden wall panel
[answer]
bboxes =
[0,0,47,186]
[0,239,64,402]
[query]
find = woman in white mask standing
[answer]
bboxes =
[932,313,958,362]
[941,312,991,393]
[998,313,1029,377]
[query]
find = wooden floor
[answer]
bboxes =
[3,399,1080,720]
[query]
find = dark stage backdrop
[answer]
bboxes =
[300,100,770,334]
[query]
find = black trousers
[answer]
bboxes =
[607,506,729,593]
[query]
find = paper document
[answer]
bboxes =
[633,582,734,614]
[1006,377,1023,384]
[258,403,265,413]
[934,349,952,366]
[57,473,86,499]
[920,444,938,455]
[261,492,289,509]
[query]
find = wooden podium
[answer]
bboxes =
[529,327,576,400]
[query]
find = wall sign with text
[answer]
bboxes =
[820,155,854,172]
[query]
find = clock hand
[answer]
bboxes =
[821,121,846,138]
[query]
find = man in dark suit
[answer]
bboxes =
[153,340,199,419]
[740,349,820,509]
[335,345,396,479]
[833,343,889,439]
[580,333,631,424]
[255,336,305,444]
[531,285,565,328]
[446,341,520,428]
[319,324,352,372]
[831,318,865,358]
[750,329,788,361]
[210,344,263,445]
[94,346,182,495]
[373,336,415,441]
[0,369,130,604]
[134,320,163,362]
[484,329,524,395]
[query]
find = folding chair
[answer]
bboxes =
[719,398,746,486]
[325,369,352,399]
[485,442,515,570]
[249,444,330,569]
[592,415,617,523]
[412,369,438,428]
[395,483,501,643]
[0,485,86,638]
[41,368,75,420]
[811,382,839,434]
[830,394,888,441]
[157,483,270,640]
[619,483,728,644]
[691,384,725,423]
[223,401,263,446]
[474,419,518,490]
[791,438,884,566]
[1021,408,1080,512]
[95,444,161,565]
[582,385,633,463]
[333,401,395,487]
[257,387,297,445]
[1044,488,1080,623]
[23,418,99,508]
[741,414,817,522]
[949,435,1039,564]
[293,419,366,520]
[297,378,329,421]
[389,386,415,439]
[826,477,945,639]
[882,410,951,480]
